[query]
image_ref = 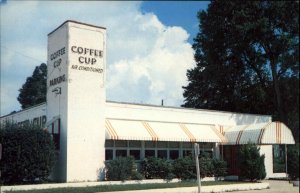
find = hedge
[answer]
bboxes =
[141,157,174,180]
[105,156,143,181]
[0,122,56,184]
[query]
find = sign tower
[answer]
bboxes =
[47,20,106,182]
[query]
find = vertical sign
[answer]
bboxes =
[47,22,69,182]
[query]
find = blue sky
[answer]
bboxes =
[0,1,209,116]
[142,1,209,43]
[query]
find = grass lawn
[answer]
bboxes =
[4,181,247,193]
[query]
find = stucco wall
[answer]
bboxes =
[0,103,47,127]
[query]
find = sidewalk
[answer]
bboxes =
[1,180,268,193]
[99,182,270,193]
[237,180,299,193]
[1,180,297,193]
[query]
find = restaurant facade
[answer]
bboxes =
[0,21,295,182]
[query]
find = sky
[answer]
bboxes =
[0,1,209,116]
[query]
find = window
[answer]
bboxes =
[115,140,127,147]
[53,134,60,150]
[50,118,60,150]
[183,150,193,157]
[145,150,155,158]
[129,140,141,148]
[157,141,168,148]
[200,151,213,158]
[105,140,114,148]
[116,149,127,157]
[273,145,286,173]
[169,150,179,160]
[130,150,141,160]
[182,142,193,148]
[145,141,156,148]
[105,149,113,160]
[169,142,179,148]
[157,150,167,159]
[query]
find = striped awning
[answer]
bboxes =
[105,119,225,143]
[223,122,295,145]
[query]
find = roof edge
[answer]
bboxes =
[0,102,46,119]
[106,100,272,118]
[48,20,106,36]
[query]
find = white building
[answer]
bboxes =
[0,20,295,182]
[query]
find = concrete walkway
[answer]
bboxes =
[99,182,270,193]
[238,180,299,193]
[99,180,298,193]
[1,180,298,193]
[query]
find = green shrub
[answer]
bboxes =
[237,143,266,181]
[141,157,174,180]
[105,156,142,181]
[287,144,299,180]
[199,155,214,178]
[0,122,56,184]
[212,158,227,177]
[173,156,196,180]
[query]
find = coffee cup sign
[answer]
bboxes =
[71,46,103,65]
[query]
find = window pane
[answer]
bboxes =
[182,142,193,148]
[183,150,193,157]
[105,140,114,148]
[116,149,127,157]
[145,141,156,148]
[105,149,113,160]
[115,140,127,147]
[169,142,179,148]
[273,145,286,173]
[200,151,212,158]
[53,134,60,150]
[130,150,141,160]
[157,150,167,159]
[157,141,168,148]
[145,150,155,158]
[129,140,141,148]
[170,150,179,160]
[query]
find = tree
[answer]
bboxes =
[183,1,299,142]
[0,121,56,184]
[238,143,266,181]
[17,63,47,109]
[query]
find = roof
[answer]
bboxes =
[48,20,106,36]
[106,100,272,118]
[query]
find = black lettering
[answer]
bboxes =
[90,49,94,56]
[71,46,77,53]
[49,74,66,87]
[79,56,84,63]
[85,57,91,64]
[77,47,83,54]
[71,65,78,69]
[50,47,66,61]
[91,58,96,65]
[84,48,89,55]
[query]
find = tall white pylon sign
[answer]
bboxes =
[47,20,106,182]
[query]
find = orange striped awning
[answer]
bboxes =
[105,118,224,142]
[224,122,295,145]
